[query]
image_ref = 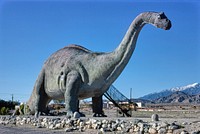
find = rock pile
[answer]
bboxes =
[0,115,199,134]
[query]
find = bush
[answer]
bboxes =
[0,107,9,115]
[0,99,20,115]
[0,99,19,109]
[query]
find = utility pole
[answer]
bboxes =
[130,88,133,117]
[11,94,14,103]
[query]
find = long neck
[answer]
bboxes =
[104,12,154,86]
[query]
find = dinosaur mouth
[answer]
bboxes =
[165,20,172,30]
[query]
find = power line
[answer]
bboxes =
[0,93,30,95]
[0,93,30,102]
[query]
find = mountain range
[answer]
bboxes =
[139,83,200,104]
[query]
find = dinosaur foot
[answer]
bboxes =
[66,111,73,118]
[34,110,51,118]
[34,112,41,118]
[93,113,107,117]
[78,112,86,117]
[66,111,84,118]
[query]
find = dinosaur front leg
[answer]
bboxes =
[65,70,81,117]
[92,95,107,117]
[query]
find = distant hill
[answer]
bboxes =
[155,91,191,103]
[190,94,200,104]
[139,83,200,101]
[154,91,200,104]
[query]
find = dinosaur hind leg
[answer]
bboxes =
[34,87,51,117]
[38,94,51,115]
[64,70,81,117]
[33,70,50,117]
[92,95,107,117]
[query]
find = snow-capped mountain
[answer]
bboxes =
[170,83,200,95]
[139,83,200,101]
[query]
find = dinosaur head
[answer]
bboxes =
[153,12,172,30]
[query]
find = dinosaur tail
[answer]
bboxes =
[27,68,45,114]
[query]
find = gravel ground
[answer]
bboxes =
[0,109,200,134]
[0,125,58,134]
[0,123,97,134]
[0,117,200,134]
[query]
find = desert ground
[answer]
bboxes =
[0,106,200,134]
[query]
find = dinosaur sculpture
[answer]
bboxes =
[27,12,171,117]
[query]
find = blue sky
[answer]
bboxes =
[0,0,199,102]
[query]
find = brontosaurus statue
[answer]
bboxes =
[27,12,171,117]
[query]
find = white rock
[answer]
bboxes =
[100,128,106,133]
[152,123,158,129]
[120,123,125,129]
[55,123,62,129]
[37,123,42,128]
[65,127,73,132]
[138,122,144,128]
[73,112,81,118]
[41,122,45,127]
[97,120,102,125]
[43,117,48,122]
[16,116,21,121]
[180,131,189,134]
[4,120,9,125]
[20,122,24,125]
[48,124,54,129]
[134,126,140,132]
[91,119,97,124]
[167,129,173,133]
[102,123,108,129]
[117,126,122,131]
[111,123,118,130]
[85,120,91,125]
[182,122,188,125]
[149,128,157,134]
[26,118,31,124]
[151,114,159,121]
[102,119,108,124]
[158,128,167,134]
[22,117,27,122]
[168,125,179,130]
[87,124,92,129]
[79,121,85,127]
[129,128,134,133]
[191,130,200,134]
[92,123,98,129]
